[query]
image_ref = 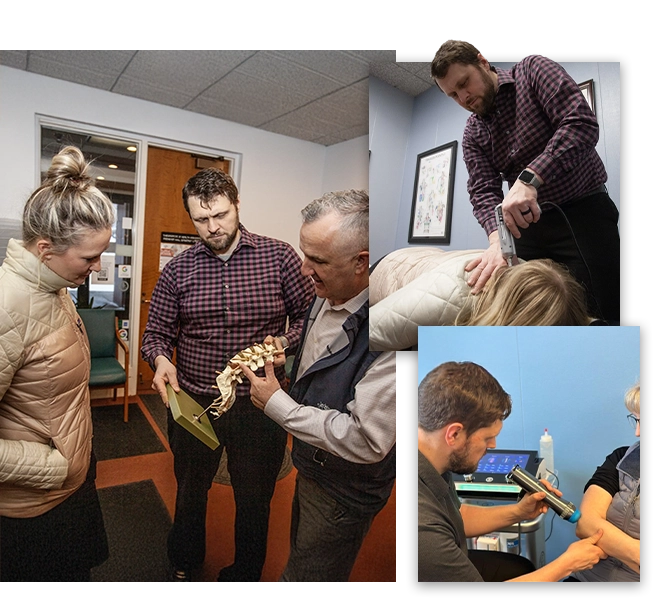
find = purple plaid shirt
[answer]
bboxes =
[141,224,315,397]
[463,55,608,235]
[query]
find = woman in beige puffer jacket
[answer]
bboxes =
[0,146,115,581]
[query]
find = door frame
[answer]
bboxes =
[36,115,243,396]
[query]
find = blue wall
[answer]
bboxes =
[369,61,620,261]
[417,326,639,563]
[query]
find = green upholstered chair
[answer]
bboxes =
[78,309,130,422]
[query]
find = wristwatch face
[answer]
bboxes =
[519,170,535,184]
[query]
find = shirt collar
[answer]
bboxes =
[324,286,368,314]
[473,66,515,124]
[493,65,515,90]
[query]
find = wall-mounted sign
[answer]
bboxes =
[159,232,199,271]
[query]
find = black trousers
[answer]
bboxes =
[516,191,620,323]
[0,455,108,582]
[468,549,535,582]
[167,390,287,581]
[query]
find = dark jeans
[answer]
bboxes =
[468,549,535,581]
[280,473,378,582]
[167,390,286,581]
[517,191,620,322]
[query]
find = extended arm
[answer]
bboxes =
[244,351,395,463]
[575,484,640,573]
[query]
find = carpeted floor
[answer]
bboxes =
[92,479,171,581]
[91,396,395,581]
[140,393,168,437]
[92,403,166,461]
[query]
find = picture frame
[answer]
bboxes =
[579,79,596,115]
[408,140,458,244]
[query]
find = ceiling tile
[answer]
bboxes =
[119,50,256,97]
[0,50,27,69]
[0,50,399,146]
[370,62,434,96]
[112,75,197,108]
[191,70,312,125]
[270,50,374,85]
[235,51,344,98]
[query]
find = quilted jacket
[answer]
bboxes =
[369,247,483,351]
[0,239,92,517]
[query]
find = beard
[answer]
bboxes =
[469,69,497,117]
[448,441,481,475]
[203,225,239,254]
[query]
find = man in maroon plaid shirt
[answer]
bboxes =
[431,41,619,322]
[141,168,314,581]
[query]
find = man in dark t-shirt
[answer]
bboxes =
[418,361,607,581]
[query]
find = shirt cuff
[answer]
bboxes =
[264,388,298,424]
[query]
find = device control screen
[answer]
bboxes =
[476,453,530,474]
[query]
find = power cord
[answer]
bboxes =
[538,200,605,320]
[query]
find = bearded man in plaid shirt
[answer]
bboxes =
[141,168,314,581]
[431,40,619,322]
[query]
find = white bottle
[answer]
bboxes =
[540,428,554,480]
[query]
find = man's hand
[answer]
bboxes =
[464,231,507,294]
[515,478,562,521]
[240,360,282,411]
[560,530,608,572]
[152,355,179,408]
[502,177,542,238]
[263,335,287,368]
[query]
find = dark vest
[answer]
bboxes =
[289,297,396,514]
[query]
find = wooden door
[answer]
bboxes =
[137,146,230,393]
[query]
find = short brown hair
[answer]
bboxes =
[418,361,512,436]
[182,168,239,213]
[431,40,482,80]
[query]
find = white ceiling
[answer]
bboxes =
[370,61,435,96]
[1,50,398,146]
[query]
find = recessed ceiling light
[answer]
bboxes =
[97,176,105,180]
[108,164,118,169]
[126,146,137,152]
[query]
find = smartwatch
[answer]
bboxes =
[518,169,542,189]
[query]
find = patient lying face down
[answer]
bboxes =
[369,248,596,351]
[455,259,592,326]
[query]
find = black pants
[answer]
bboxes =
[167,390,287,581]
[516,191,620,322]
[0,456,108,582]
[468,549,535,582]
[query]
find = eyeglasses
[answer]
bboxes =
[627,414,640,429]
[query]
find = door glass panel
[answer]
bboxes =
[40,126,138,338]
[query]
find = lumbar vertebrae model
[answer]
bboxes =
[200,342,281,420]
